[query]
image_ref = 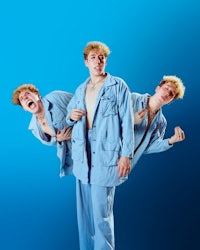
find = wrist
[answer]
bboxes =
[168,139,173,145]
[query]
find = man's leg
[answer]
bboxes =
[76,179,94,250]
[91,185,115,250]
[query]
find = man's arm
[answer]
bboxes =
[117,81,134,177]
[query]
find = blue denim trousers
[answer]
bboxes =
[76,130,116,250]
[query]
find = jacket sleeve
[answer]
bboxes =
[45,91,73,114]
[143,121,173,154]
[65,86,83,127]
[118,80,134,158]
[31,128,57,146]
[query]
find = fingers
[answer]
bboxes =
[63,127,72,136]
[65,127,72,138]
[134,109,147,124]
[138,109,147,116]
[175,126,185,141]
[57,126,67,136]
[118,166,131,177]
[70,109,86,121]
[117,157,131,177]
[56,126,72,142]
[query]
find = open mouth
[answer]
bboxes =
[27,101,34,108]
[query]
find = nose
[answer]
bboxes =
[95,56,101,63]
[167,91,175,98]
[19,94,28,103]
[22,96,28,101]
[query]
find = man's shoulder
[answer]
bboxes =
[131,93,149,107]
[74,78,90,93]
[131,92,149,99]
[44,90,73,100]
[108,73,125,83]
[106,73,130,89]
[45,90,73,96]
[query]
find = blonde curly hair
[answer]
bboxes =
[83,41,111,60]
[12,84,39,106]
[159,75,185,99]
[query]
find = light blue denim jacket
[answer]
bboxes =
[66,73,134,187]
[131,92,173,168]
[28,90,73,177]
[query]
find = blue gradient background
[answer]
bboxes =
[0,1,199,249]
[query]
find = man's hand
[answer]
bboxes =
[70,109,86,121]
[168,126,185,145]
[134,109,147,124]
[56,126,72,142]
[118,156,131,177]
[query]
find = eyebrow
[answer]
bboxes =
[19,91,29,99]
[165,85,176,95]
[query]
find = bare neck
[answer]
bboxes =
[148,96,162,113]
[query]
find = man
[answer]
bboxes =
[132,75,185,169]
[66,41,134,250]
[12,84,73,177]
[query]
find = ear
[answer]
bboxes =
[155,85,160,93]
[84,59,89,67]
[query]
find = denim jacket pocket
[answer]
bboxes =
[100,96,118,117]
[71,138,84,161]
[103,141,120,151]
[101,141,120,166]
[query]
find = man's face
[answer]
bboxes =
[155,82,177,104]
[19,90,41,114]
[85,50,107,76]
